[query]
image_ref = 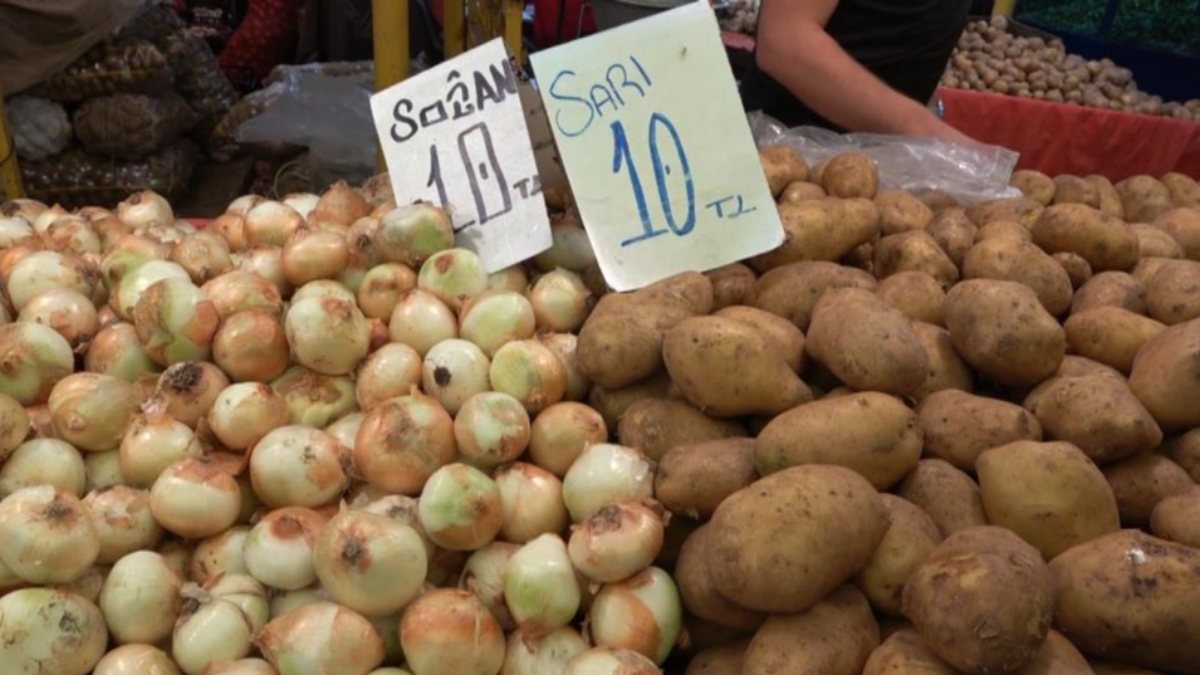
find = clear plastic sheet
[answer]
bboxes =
[749,112,1022,204]
[6,96,72,162]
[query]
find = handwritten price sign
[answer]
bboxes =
[530,1,783,291]
[370,39,552,273]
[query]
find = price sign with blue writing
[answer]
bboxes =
[530,1,783,291]
[370,39,552,273]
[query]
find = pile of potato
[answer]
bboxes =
[580,147,1200,673]
[941,17,1200,121]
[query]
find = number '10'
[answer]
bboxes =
[612,113,696,247]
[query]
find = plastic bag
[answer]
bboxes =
[73,93,198,160]
[6,96,73,162]
[22,141,199,208]
[207,82,296,162]
[30,41,175,104]
[749,112,1021,205]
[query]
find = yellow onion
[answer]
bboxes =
[358,262,417,319]
[0,245,40,285]
[563,648,661,675]
[421,339,491,415]
[460,541,519,629]
[495,462,568,544]
[291,279,355,304]
[171,232,234,284]
[99,246,154,296]
[209,212,250,252]
[209,382,289,451]
[353,494,436,561]
[245,201,303,247]
[190,525,250,583]
[206,573,271,633]
[503,534,581,636]
[173,593,255,675]
[568,501,665,583]
[206,658,278,675]
[487,265,529,293]
[244,507,328,590]
[347,216,384,268]
[400,589,504,675]
[86,211,133,253]
[270,586,332,618]
[44,214,101,256]
[389,289,457,357]
[48,372,139,452]
[25,403,54,438]
[237,246,290,296]
[339,265,367,293]
[133,278,221,365]
[454,392,531,468]
[31,204,68,235]
[502,626,589,675]
[0,486,99,583]
[113,259,189,320]
[530,270,591,333]
[535,216,596,273]
[369,611,405,668]
[418,463,503,551]
[562,444,654,522]
[118,411,201,488]
[284,192,321,219]
[149,457,241,539]
[93,644,181,675]
[417,248,488,311]
[0,588,107,675]
[85,322,160,382]
[85,449,123,491]
[249,425,348,508]
[97,304,120,327]
[0,392,27,458]
[283,227,350,286]
[0,214,35,248]
[154,361,230,427]
[2,197,48,221]
[354,394,456,495]
[489,339,567,414]
[83,485,162,563]
[285,296,370,375]
[325,411,365,449]
[314,509,427,617]
[157,538,194,579]
[459,290,537,357]
[7,250,93,311]
[311,181,371,229]
[55,564,105,604]
[356,343,422,411]
[100,550,181,644]
[528,402,607,477]
[202,270,285,318]
[213,309,290,382]
[227,194,265,217]
[376,203,454,268]
[258,601,384,675]
[271,366,358,427]
[0,438,85,498]
[588,567,683,664]
[117,190,174,229]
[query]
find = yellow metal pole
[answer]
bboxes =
[445,0,466,57]
[992,0,1016,18]
[504,0,524,64]
[374,0,411,172]
[0,86,24,200]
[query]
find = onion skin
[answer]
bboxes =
[85,322,160,382]
[358,263,417,319]
[173,595,255,675]
[209,213,248,252]
[535,216,597,273]
[421,339,491,415]
[99,550,181,644]
[243,506,328,591]
[389,289,458,357]
[113,259,190,320]
[454,392,531,468]
[83,485,163,563]
[417,248,488,311]
[49,372,139,452]
[0,486,99,584]
[503,534,581,637]
[568,501,665,583]
[502,626,588,675]
[283,227,350,285]
[0,393,29,458]
[271,366,358,428]
[149,457,241,539]
[202,271,285,318]
[92,644,181,675]
[118,412,201,488]
[132,278,221,366]
[212,310,290,382]
[528,402,608,477]
[0,437,86,498]
[208,382,290,451]
[19,288,99,352]
[0,321,76,404]
[154,361,230,428]
[354,394,456,495]
[530,270,592,333]
[245,201,304,248]
[190,525,251,584]
[356,343,423,411]
[311,181,371,229]
[285,296,370,376]
[489,339,568,414]
[562,444,655,522]
[487,266,529,294]
[418,463,504,551]
[400,589,505,675]
[171,232,234,284]
[376,203,454,268]
[495,463,569,544]
[459,291,537,358]
[588,567,683,664]
[0,588,108,675]
[563,648,661,675]
[117,190,174,230]
[257,601,385,675]
[314,509,428,617]
[459,541,520,629]
[249,425,349,508]
[205,658,278,675]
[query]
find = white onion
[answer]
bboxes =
[502,626,589,675]
[459,291,537,357]
[459,541,519,629]
[83,485,162,563]
[0,321,75,404]
[418,463,503,551]
[173,595,255,675]
[285,296,370,375]
[7,250,94,311]
[191,525,251,583]
[347,216,385,268]
[56,564,105,603]
[503,534,581,636]
[100,245,155,294]
[311,181,371,229]
[291,279,356,305]
[154,361,230,427]
[113,259,189,320]
[270,586,332,618]
[376,203,454,267]
[206,572,271,632]
[530,270,591,333]
[209,383,290,451]
[422,339,491,415]
[132,278,220,365]
[157,538,193,579]
[18,287,99,351]
[568,501,665,583]
[283,227,350,286]
[250,425,348,508]
[0,392,28,458]
[0,438,85,497]
[535,217,596,273]
[417,248,488,311]
[0,486,98,583]
[271,366,358,427]
[244,507,327,590]
[284,192,321,219]
[85,322,160,382]
[358,263,417,319]
[369,610,405,668]
[356,343,423,411]
[400,589,505,675]
[0,214,35,248]
[24,403,53,438]
[44,214,101,256]
[245,201,303,248]
[455,393,531,469]
[487,265,529,293]
[258,601,385,675]
[150,457,241,539]
[563,648,661,675]
[93,644,181,675]
[206,658,279,675]
[48,372,139,452]
[0,588,107,675]
[212,309,290,382]
[202,270,285,318]
[118,412,201,488]
[326,411,365,449]
[314,509,427,617]
[100,550,181,644]
[238,247,290,295]
[171,232,234,285]
[562,444,655,522]
[528,402,607,477]
[389,289,457,357]
[210,213,249,252]
[117,190,174,229]
[354,393,456,495]
[495,462,568,544]
[588,567,682,664]
[228,194,265,217]
[490,339,568,414]
[339,265,368,293]
[84,449,124,491]
[369,669,414,675]
[3,198,48,222]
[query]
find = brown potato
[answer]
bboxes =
[1015,631,1094,675]
[913,189,960,213]
[877,189,935,235]
[821,152,879,198]
[911,322,974,399]
[1166,429,1200,482]
[963,237,1073,315]
[1051,530,1200,674]
[877,271,946,325]
[1025,374,1162,464]
[976,219,1033,243]
[617,398,744,461]
[917,390,1042,471]
[1128,319,1200,431]
[713,305,806,371]
[897,459,988,536]
[1086,174,1125,219]
[705,263,756,310]
[842,197,884,235]
[944,279,1066,388]
[587,373,674,430]
[1117,175,1173,223]
[1149,485,1200,548]
[977,440,1120,558]
[1131,256,1176,286]
[756,392,922,489]
[855,495,942,616]
[1064,306,1166,373]
[1090,663,1161,675]
[779,181,827,204]
[676,523,767,631]
[1011,170,1055,206]
[663,316,812,417]
[965,196,1043,228]
[863,629,959,675]
[902,527,1054,674]
[1054,252,1094,289]
[759,145,808,196]
[685,641,750,675]
[1071,271,1147,315]
[874,231,960,285]
[809,157,831,186]
[1145,259,1200,325]
[806,288,929,396]
[1162,173,1200,209]
[927,207,978,267]
[844,241,875,274]
[751,199,880,271]
[1031,203,1139,271]
[706,465,888,613]
[750,261,877,330]
[743,586,880,675]
[1053,175,1101,208]
[1101,453,1193,526]
[1130,223,1184,259]
[655,438,757,520]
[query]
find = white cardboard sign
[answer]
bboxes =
[529,1,784,291]
[370,39,552,273]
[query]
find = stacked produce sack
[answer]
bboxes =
[9,5,238,208]
[0,140,1199,675]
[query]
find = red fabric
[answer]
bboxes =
[217,0,304,88]
[940,87,1200,181]
[532,0,596,48]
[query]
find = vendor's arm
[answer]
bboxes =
[756,0,971,142]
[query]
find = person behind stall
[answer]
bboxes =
[741,0,973,142]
